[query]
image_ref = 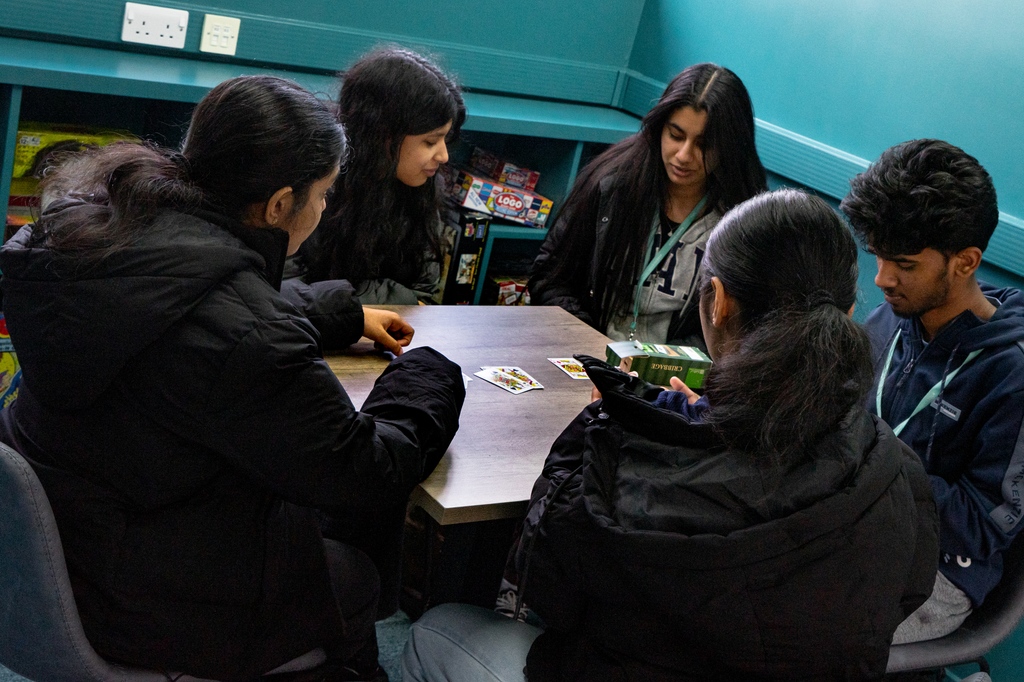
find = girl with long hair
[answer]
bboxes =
[530,62,767,347]
[404,190,938,681]
[0,75,465,681]
[296,46,466,304]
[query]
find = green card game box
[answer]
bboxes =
[606,341,712,389]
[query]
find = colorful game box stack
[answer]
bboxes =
[448,169,552,228]
[468,147,541,192]
[447,147,552,228]
[492,275,531,305]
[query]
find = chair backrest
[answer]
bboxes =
[887,537,1024,672]
[0,442,172,682]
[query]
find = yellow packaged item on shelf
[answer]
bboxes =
[7,177,40,230]
[0,315,21,410]
[13,122,136,178]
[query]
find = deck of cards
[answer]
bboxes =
[474,366,543,394]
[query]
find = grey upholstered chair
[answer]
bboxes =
[886,538,1024,682]
[0,441,324,682]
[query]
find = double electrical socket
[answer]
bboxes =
[120,3,241,56]
[121,2,188,49]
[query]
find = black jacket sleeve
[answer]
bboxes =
[529,213,589,324]
[512,403,594,633]
[279,277,364,352]
[201,319,465,509]
[528,182,606,325]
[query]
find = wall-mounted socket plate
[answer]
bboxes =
[121,2,188,49]
[199,14,241,56]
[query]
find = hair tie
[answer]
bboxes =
[805,291,838,310]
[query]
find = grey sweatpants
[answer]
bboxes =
[892,571,973,644]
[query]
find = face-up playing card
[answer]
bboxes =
[475,366,543,393]
[548,357,589,380]
[482,366,543,390]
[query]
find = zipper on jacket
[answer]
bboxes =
[894,354,918,392]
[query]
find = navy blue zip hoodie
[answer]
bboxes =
[864,282,1024,606]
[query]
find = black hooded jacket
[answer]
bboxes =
[0,205,465,680]
[514,361,938,681]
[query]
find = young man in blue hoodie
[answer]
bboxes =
[841,139,1024,644]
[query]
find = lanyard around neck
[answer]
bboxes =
[875,329,982,437]
[629,196,707,338]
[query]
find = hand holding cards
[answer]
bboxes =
[474,366,543,394]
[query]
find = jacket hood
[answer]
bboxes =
[579,363,903,570]
[0,204,288,411]
[948,284,1024,351]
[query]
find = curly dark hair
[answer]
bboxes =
[840,139,999,258]
[303,46,466,287]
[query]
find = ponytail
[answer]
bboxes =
[38,141,201,256]
[703,303,873,464]
[699,189,873,466]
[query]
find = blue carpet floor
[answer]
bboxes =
[0,611,412,682]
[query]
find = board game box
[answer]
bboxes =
[606,340,712,389]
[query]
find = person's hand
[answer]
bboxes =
[590,370,638,403]
[668,376,701,404]
[362,307,414,356]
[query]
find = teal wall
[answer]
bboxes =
[0,0,643,66]
[0,0,645,104]
[198,0,644,67]
[638,0,1024,318]
[629,0,1024,218]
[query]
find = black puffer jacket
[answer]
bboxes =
[515,362,938,681]
[0,205,465,680]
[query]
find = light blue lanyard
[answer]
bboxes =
[629,196,707,339]
[875,329,982,436]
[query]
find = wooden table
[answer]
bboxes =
[325,305,610,526]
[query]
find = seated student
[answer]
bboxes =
[0,75,465,682]
[528,63,767,349]
[292,46,466,305]
[840,139,1024,644]
[403,189,939,681]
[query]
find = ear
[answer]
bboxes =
[709,276,733,327]
[951,247,983,279]
[263,186,295,227]
[847,303,856,318]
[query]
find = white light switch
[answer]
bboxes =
[199,14,241,56]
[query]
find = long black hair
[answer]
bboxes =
[304,46,466,286]
[700,189,874,465]
[38,75,345,255]
[540,63,767,330]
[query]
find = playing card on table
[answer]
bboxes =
[481,366,543,390]
[474,366,543,393]
[548,357,589,380]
